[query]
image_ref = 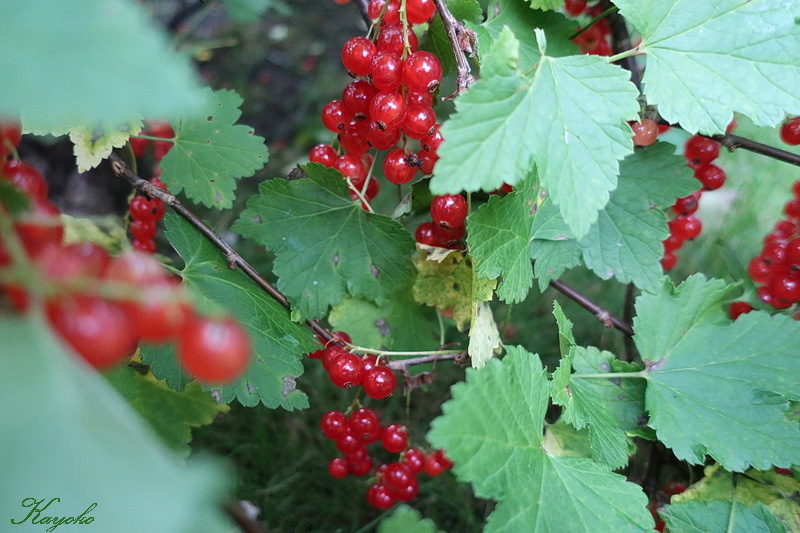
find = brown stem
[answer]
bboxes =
[432,0,476,99]
[607,3,641,91]
[108,153,334,344]
[385,351,463,370]
[224,500,268,533]
[712,132,800,167]
[549,279,635,336]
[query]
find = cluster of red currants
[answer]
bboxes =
[648,480,687,533]
[309,0,443,208]
[130,119,175,162]
[320,405,453,509]
[0,117,251,383]
[128,175,167,254]
[414,192,468,248]
[309,332,398,399]
[568,1,614,57]
[661,134,727,270]
[743,180,800,310]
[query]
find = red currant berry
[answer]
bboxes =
[367,0,400,25]
[432,223,465,248]
[417,150,439,174]
[366,483,395,509]
[786,238,800,266]
[381,423,408,453]
[431,194,467,229]
[349,407,381,443]
[334,153,368,186]
[564,0,587,16]
[339,127,370,156]
[402,447,425,475]
[423,452,445,476]
[130,136,149,158]
[672,191,701,216]
[684,135,720,166]
[406,91,434,107]
[630,119,658,146]
[322,344,348,372]
[406,0,435,24]
[14,198,64,257]
[770,271,800,302]
[784,198,800,220]
[661,251,678,271]
[370,91,406,131]
[46,295,138,370]
[334,429,365,454]
[729,301,754,320]
[780,117,800,145]
[329,351,366,387]
[129,196,166,222]
[130,218,157,241]
[383,148,418,185]
[694,163,726,191]
[309,144,337,167]
[328,457,349,479]
[663,234,684,253]
[748,256,774,284]
[321,410,349,440]
[341,36,376,77]
[131,279,190,343]
[369,51,403,92]
[763,241,788,266]
[177,315,251,384]
[363,365,397,399]
[132,238,157,254]
[402,51,442,94]
[342,80,376,119]
[383,462,413,490]
[366,122,401,150]
[376,25,418,56]
[322,100,350,132]
[1,160,48,201]
[402,104,436,139]
[415,222,438,246]
[669,215,702,240]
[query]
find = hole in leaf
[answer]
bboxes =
[282,376,297,397]
[370,263,380,278]
[332,252,340,265]
[206,115,213,121]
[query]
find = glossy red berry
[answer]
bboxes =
[177,315,251,384]
[402,51,442,94]
[341,36,376,77]
[328,457,349,479]
[131,280,190,343]
[334,429,365,454]
[406,0,436,24]
[661,251,678,271]
[376,25,418,56]
[672,192,701,216]
[729,301,754,320]
[366,483,395,509]
[662,234,684,253]
[342,80,376,119]
[309,144,338,167]
[370,91,406,131]
[366,121,402,150]
[669,215,702,240]
[14,198,64,257]
[46,295,138,370]
[322,100,350,132]
[564,0,587,16]
[367,0,400,25]
[369,51,403,92]
[329,351,366,387]
[430,194,467,229]
[631,119,658,146]
[684,135,720,166]
[349,407,381,443]
[383,148,417,185]
[321,410,349,440]
[362,365,397,399]
[129,196,166,222]
[415,222,438,246]
[334,153,368,186]
[402,104,436,139]
[780,117,800,145]
[130,219,158,241]
[402,447,425,475]
[1,160,48,201]
[694,163,726,191]
[381,423,408,453]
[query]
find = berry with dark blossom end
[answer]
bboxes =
[322,100,350,132]
[430,194,467,229]
[349,407,381,443]
[321,410,349,440]
[370,91,406,131]
[672,191,701,216]
[780,116,800,145]
[684,135,720,166]
[383,148,417,185]
[363,364,397,399]
[403,51,442,94]
[342,80,376,119]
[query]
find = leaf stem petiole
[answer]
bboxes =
[607,47,640,64]
[570,371,646,380]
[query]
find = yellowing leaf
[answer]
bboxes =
[70,120,143,172]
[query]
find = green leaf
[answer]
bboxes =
[475,0,579,70]
[0,0,205,133]
[423,0,483,76]
[430,26,639,238]
[552,300,576,357]
[233,164,416,321]
[0,313,232,532]
[467,175,539,303]
[552,347,645,469]
[378,504,446,533]
[164,213,318,408]
[531,143,699,292]
[542,420,593,459]
[531,238,582,290]
[428,346,654,532]
[221,0,271,23]
[159,88,269,209]
[615,0,800,134]
[105,366,229,458]
[661,500,788,533]
[635,275,800,471]
[69,120,143,172]
[328,290,440,352]
[673,464,800,533]
[412,249,494,331]
[526,0,562,10]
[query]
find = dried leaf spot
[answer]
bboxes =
[374,317,391,337]
[246,384,256,394]
[282,376,297,397]
[251,214,263,224]
[370,263,380,278]
[206,115,214,121]
[332,252,340,266]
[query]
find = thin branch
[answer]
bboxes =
[549,279,635,336]
[432,0,476,99]
[385,351,463,370]
[712,132,800,168]
[107,153,334,344]
[224,501,268,533]
[622,283,638,362]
